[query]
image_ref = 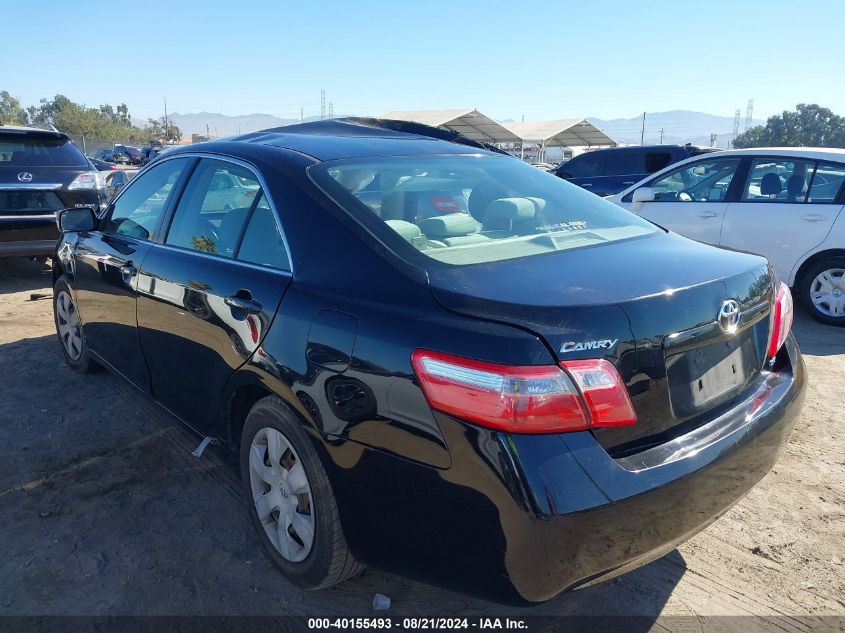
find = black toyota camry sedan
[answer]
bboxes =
[51,118,806,604]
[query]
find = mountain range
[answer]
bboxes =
[165,109,765,148]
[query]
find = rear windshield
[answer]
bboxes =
[310,154,657,266]
[0,133,88,167]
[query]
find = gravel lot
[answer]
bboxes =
[1,257,843,627]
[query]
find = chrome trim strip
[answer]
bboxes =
[145,240,294,277]
[108,151,294,275]
[0,183,63,190]
[0,213,57,221]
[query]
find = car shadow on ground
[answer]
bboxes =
[0,333,686,620]
[0,257,53,295]
[790,307,845,357]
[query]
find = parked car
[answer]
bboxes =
[111,144,142,165]
[51,118,805,604]
[87,156,119,171]
[142,145,178,165]
[93,148,115,163]
[608,147,845,326]
[554,144,718,197]
[0,125,105,257]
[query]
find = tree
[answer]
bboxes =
[146,117,182,144]
[0,91,28,125]
[734,104,845,148]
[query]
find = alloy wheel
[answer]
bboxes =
[248,427,315,562]
[56,290,83,361]
[809,268,845,317]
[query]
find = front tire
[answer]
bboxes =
[53,276,96,372]
[798,257,845,326]
[240,395,364,589]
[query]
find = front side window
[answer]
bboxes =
[742,158,816,202]
[310,155,657,267]
[650,158,741,203]
[808,162,845,204]
[103,158,189,240]
[165,159,260,258]
[645,152,672,173]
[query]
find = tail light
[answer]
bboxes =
[411,350,636,434]
[767,281,794,359]
[68,171,100,190]
[429,196,463,213]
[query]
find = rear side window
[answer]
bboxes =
[310,155,657,267]
[103,158,189,240]
[602,151,642,176]
[645,152,672,173]
[236,194,290,271]
[742,158,816,202]
[165,159,260,258]
[808,163,845,203]
[0,133,88,167]
[559,152,602,178]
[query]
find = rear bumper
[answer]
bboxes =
[0,215,58,257]
[327,337,806,604]
[503,336,806,601]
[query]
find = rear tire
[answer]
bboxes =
[240,395,364,589]
[53,276,97,372]
[798,257,845,326]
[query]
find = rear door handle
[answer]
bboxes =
[224,294,263,314]
[698,211,719,219]
[581,183,593,188]
[801,214,827,223]
[622,181,636,185]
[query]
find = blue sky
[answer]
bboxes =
[3,0,843,123]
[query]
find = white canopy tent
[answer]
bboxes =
[505,119,616,161]
[380,109,521,143]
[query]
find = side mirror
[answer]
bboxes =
[630,187,655,212]
[58,207,96,232]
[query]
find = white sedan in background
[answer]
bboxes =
[608,147,845,326]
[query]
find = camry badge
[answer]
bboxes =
[560,339,619,354]
[17,172,33,182]
[718,299,741,334]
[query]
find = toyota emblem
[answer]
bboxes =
[718,299,741,334]
[17,172,33,183]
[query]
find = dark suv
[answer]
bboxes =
[0,126,105,257]
[555,144,717,197]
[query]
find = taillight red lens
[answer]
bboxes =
[429,196,462,213]
[411,350,636,434]
[561,359,637,427]
[767,281,793,359]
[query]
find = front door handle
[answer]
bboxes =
[801,214,827,223]
[224,294,262,314]
[698,211,719,219]
[622,181,636,185]
[119,263,137,282]
[581,183,593,188]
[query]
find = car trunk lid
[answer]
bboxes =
[426,232,773,454]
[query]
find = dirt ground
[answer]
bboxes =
[0,257,843,628]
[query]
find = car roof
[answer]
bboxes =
[703,147,845,161]
[0,125,70,141]
[185,118,502,162]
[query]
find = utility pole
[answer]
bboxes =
[744,99,754,131]
[206,123,210,138]
[640,112,646,145]
[164,97,168,142]
[300,107,304,123]
[732,108,741,148]
[710,132,718,147]
[320,90,326,120]
[659,128,664,143]
[328,102,334,118]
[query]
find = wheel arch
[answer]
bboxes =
[792,248,845,287]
